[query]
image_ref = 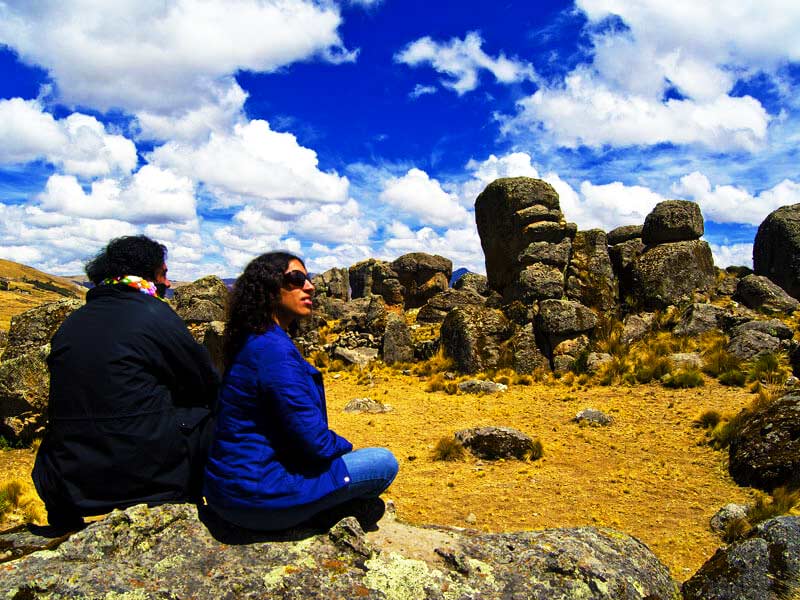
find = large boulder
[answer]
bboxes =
[672,303,724,337]
[609,237,644,301]
[188,321,225,375]
[455,426,535,460]
[348,259,402,304]
[2,502,680,599]
[503,263,565,303]
[390,253,452,309]
[641,200,704,245]
[607,224,643,246]
[734,274,799,313]
[631,240,716,309]
[753,203,800,299]
[440,305,513,373]
[536,299,598,339]
[382,313,414,364]
[1,298,82,361]
[475,177,564,293]
[565,229,617,311]
[312,267,349,301]
[730,319,793,341]
[452,272,489,296]
[0,344,50,442]
[518,238,572,269]
[726,329,781,361]
[682,516,800,600]
[173,275,229,323]
[728,392,800,491]
[417,288,485,324]
[509,323,549,374]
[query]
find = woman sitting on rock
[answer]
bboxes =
[204,252,398,531]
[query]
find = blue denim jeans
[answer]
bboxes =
[210,447,398,531]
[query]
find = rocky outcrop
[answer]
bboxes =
[382,313,414,364]
[682,516,800,600]
[0,344,49,442]
[173,275,229,323]
[606,225,643,246]
[440,305,513,373]
[509,323,550,374]
[349,259,403,305]
[1,298,82,361]
[452,272,489,296]
[734,274,800,313]
[475,177,575,299]
[455,426,535,460]
[728,392,800,491]
[536,299,597,362]
[641,200,704,245]
[631,240,715,309]
[2,502,680,599]
[609,237,644,301]
[726,328,781,361]
[672,303,724,337]
[753,203,800,299]
[417,289,485,324]
[566,229,617,312]
[391,252,452,309]
[312,267,349,301]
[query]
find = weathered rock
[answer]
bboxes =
[379,278,405,306]
[333,346,379,368]
[586,352,612,373]
[631,240,716,309]
[683,516,800,600]
[607,224,643,246]
[727,329,781,361]
[509,323,549,374]
[753,203,800,299]
[440,305,513,373]
[391,253,452,309]
[2,502,680,599]
[382,313,414,364]
[343,397,392,414]
[523,221,577,244]
[537,299,598,338]
[0,344,50,421]
[365,295,388,335]
[728,392,800,491]
[348,258,399,301]
[452,272,489,296]
[312,267,349,301]
[641,200,704,245]
[173,276,229,323]
[518,238,572,269]
[730,319,793,341]
[457,380,508,394]
[714,270,740,297]
[709,503,748,535]
[1,298,82,361]
[574,408,613,426]
[672,303,724,337]
[455,426,535,460]
[553,335,589,357]
[668,352,702,370]
[504,263,565,303]
[188,321,225,375]
[417,289,485,324]
[609,237,644,300]
[621,313,654,344]
[552,355,577,373]
[734,274,800,313]
[566,229,617,311]
[475,177,562,293]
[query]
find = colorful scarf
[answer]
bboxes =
[102,275,165,300]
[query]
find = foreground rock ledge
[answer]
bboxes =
[2,503,680,599]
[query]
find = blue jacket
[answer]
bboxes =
[204,325,352,509]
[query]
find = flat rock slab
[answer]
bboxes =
[343,397,393,414]
[455,426,534,460]
[2,503,679,599]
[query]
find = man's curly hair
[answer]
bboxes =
[223,251,304,372]
[85,235,167,284]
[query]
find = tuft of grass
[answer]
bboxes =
[747,352,790,386]
[0,479,45,524]
[661,368,704,389]
[723,487,800,544]
[0,480,24,519]
[722,516,752,544]
[702,338,741,377]
[310,350,330,369]
[432,437,466,461]
[710,409,750,449]
[327,359,348,372]
[525,439,544,461]
[425,373,445,392]
[513,374,533,386]
[597,355,635,386]
[413,349,454,376]
[694,410,722,429]
[593,315,626,357]
[718,369,746,387]
[632,350,672,384]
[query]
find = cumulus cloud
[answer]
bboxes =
[0,98,137,177]
[306,242,375,273]
[380,221,484,273]
[460,152,541,207]
[379,168,471,227]
[0,0,353,116]
[149,119,349,209]
[672,171,800,225]
[502,0,800,151]
[409,84,437,99]
[396,31,536,95]
[709,243,754,268]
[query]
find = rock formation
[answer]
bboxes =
[391,252,452,309]
[753,203,800,298]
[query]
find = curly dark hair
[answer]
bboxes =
[223,252,305,371]
[85,235,167,284]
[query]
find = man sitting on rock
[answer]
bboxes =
[33,235,220,529]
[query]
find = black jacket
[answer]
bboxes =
[32,284,219,518]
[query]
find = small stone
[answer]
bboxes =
[574,408,614,426]
[343,397,392,414]
[465,513,477,524]
[457,379,508,394]
[709,503,749,534]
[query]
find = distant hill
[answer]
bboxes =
[0,259,87,331]
[450,267,470,287]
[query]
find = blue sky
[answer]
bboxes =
[1,0,799,280]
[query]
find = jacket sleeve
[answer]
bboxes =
[257,353,352,463]
[151,307,221,412]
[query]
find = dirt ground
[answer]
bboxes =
[0,371,756,582]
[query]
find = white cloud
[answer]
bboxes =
[379,168,471,227]
[709,243,753,268]
[0,98,137,176]
[295,199,376,244]
[306,242,375,273]
[672,171,800,225]
[409,84,437,99]
[380,221,484,273]
[396,31,536,95]
[149,120,349,208]
[0,0,353,116]
[460,152,541,208]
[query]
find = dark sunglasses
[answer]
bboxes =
[283,270,313,288]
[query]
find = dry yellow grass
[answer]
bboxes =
[0,259,86,332]
[0,368,761,583]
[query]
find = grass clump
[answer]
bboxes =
[747,352,789,386]
[693,410,722,429]
[661,368,704,389]
[597,355,635,386]
[525,439,544,461]
[701,336,741,378]
[0,479,45,524]
[414,349,454,377]
[425,374,458,394]
[724,487,800,543]
[432,437,466,461]
[718,369,747,387]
